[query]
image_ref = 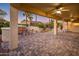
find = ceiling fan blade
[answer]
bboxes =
[61,9,69,11]
[52,12,56,14]
[47,4,62,13]
[47,8,56,12]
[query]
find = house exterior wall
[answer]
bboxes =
[68,23,79,32]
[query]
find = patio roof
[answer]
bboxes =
[7,3,79,50]
[11,3,79,22]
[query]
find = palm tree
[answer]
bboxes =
[0,9,7,23]
[0,9,7,15]
[23,12,33,26]
[0,9,7,19]
[22,12,27,26]
[35,14,37,22]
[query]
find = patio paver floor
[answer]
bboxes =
[18,32,79,56]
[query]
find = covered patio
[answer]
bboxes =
[1,3,79,56]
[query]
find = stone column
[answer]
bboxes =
[54,19,57,35]
[10,5,18,50]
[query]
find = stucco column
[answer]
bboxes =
[62,21,68,31]
[54,19,57,35]
[68,21,73,31]
[10,5,18,50]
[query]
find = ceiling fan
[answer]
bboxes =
[70,14,78,22]
[48,4,70,14]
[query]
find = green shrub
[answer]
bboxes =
[47,21,54,28]
[32,22,45,28]
[18,24,28,27]
[0,21,10,34]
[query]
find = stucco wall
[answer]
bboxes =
[71,25,79,32]
[68,23,79,33]
[1,27,10,42]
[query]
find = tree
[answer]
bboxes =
[0,9,7,15]
[47,21,54,29]
[23,12,33,26]
[0,9,7,19]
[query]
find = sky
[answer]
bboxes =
[0,3,10,21]
[0,3,51,23]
